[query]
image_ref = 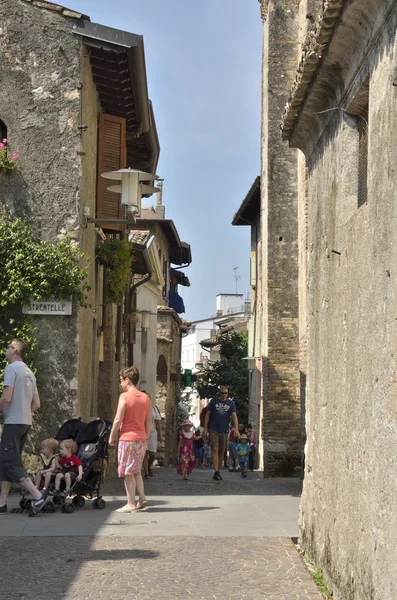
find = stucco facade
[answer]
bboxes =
[282,0,397,597]
[232,178,263,468]
[157,308,186,465]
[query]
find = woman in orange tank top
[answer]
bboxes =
[109,366,152,513]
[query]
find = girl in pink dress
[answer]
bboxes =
[177,420,196,480]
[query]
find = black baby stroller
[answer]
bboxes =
[26,418,111,516]
[60,418,111,514]
[20,418,85,512]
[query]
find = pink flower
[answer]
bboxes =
[11,153,19,159]
[0,144,4,151]
[2,139,7,143]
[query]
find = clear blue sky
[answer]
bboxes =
[66,0,262,320]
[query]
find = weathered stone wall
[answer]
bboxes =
[0,0,84,449]
[294,2,397,598]
[260,1,301,475]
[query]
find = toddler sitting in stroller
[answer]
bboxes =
[34,438,59,493]
[46,439,83,498]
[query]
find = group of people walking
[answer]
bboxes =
[176,386,256,481]
[0,337,252,514]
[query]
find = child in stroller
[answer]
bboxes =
[51,439,83,498]
[34,438,59,492]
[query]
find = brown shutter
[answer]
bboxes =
[96,113,126,232]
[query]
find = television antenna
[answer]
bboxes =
[233,266,241,294]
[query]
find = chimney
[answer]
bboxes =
[216,310,223,316]
[155,179,165,219]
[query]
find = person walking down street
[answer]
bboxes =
[236,434,250,478]
[143,395,162,478]
[203,385,239,481]
[228,425,239,472]
[0,338,46,515]
[193,429,204,467]
[177,420,196,480]
[109,366,152,513]
[246,424,256,471]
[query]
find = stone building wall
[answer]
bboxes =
[0,0,85,449]
[284,1,397,597]
[260,0,301,475]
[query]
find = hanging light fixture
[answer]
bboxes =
[101,168,161,223]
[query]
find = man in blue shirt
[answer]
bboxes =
[203,385,239,481]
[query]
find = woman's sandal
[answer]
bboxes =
[136,499,148,511]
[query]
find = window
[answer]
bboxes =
[162,256,168,299]
[0,120,7,142]
[96,113,126,232]
[346,79,369,208]
[357,110,368,208]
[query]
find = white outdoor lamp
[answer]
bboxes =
[141,310,151,331]
[101,168,160,222]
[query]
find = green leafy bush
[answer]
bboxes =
[97,238,133,304]
[0,210,90,388]
[0,211,90,309]
[196,330,249,423]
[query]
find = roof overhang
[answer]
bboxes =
[281,0,386,152]
[136,217,192,266]
[232,176,261,226]
[73,20,160,173]
[21,0,90,20]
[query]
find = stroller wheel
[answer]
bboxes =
[93,497,106,509]
[61,502,74,514]
[73,495,85,508]
[97,498,106,510]
[19,498,27,510]
[44,501,55,513]
[24,499,32,510]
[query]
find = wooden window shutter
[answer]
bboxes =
[96,113,127,232]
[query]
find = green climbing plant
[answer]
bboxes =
[97,238,133,304]
[0,210,90,309]
[0,209,90,388]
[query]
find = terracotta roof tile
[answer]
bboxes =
[21,0,90,20]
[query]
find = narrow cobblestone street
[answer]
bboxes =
[0,468,322,599]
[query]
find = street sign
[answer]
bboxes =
[22,298,72,316]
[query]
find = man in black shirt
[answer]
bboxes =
[203,385,239,481]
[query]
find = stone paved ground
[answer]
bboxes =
[0,468,323,599]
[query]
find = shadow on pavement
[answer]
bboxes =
[103,468,303,497]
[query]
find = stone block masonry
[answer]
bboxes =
[260,1,302,476]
